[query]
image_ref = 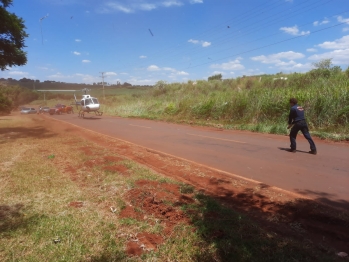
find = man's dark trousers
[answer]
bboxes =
[290,120,316,151]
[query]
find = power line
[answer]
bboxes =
[143,0,333,67]
[115,0,335,73]
[184,21,348,71]
[182,6,348,66]
[112,0,289,71]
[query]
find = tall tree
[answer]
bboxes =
[0,0,28,71]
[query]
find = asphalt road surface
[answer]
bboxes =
[49,114,349,207]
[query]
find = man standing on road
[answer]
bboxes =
[287,98,317,154]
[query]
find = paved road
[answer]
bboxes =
[50,114,349,206]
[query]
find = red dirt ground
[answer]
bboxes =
[125,232,164,256]
[15,114,349,256]
[69,201,84,208]
[121,180,188,256]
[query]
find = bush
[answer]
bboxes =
[0,86,39,109]
[0,92,12,114]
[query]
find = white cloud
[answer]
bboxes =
[75,39,81,42]
[211,59,245,71]
[37,66,49,70]
[343,28,349,32]
[73,51,81,55]
[337,16,349,24]
[250,51,311,72]
[139,55,147,59]
[8,71,29,76]
[306,48,317,52]
[139,3,157,10]
[188,39,211,47]
[308,49,349,65]
[251,51,304,64]
[105,72,117,76]
[82,60,91,63]
[202,41,211,47]
[313,18,329,26]
[162,1,183,7]
[163,67,176,72]
[98,1,184,14]
[146,65,188,78]
[277,62,312,72]
[101,2,133,13]
[317,35,349,49]
[190,0,203,3]
[176,71,189,75]
[47,73,100,84]
[147,65,160,71]
[188,39,199,44]
[280,25,310,36]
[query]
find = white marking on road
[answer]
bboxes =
[129,124,151,129]
[186,133,246,144]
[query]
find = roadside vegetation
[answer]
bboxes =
[1,114,346,261]
[101,60,349,140]
[0,85,39,114]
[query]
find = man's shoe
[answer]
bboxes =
[309,150,317,155]
[288,149,296,153]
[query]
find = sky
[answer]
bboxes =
[1,0,349,85]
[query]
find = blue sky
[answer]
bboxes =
[1,0,349,85]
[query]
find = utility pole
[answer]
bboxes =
[100,72,105,99]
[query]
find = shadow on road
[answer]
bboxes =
[278,147,309,154]
[294,189,349,210]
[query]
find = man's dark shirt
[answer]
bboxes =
[288,104,305,125]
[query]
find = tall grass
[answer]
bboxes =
[102,70,349,140]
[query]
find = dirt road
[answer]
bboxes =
[49,114,349,208]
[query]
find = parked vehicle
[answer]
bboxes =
[49,104,74,115]
[42,106,50,113]
[61,104,74,114]
[20,107,37,114]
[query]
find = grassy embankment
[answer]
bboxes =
[32,68,349,141]
[0,115,343,261]
[102,70,349,140]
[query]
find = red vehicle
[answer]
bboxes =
[49,104,74,115]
